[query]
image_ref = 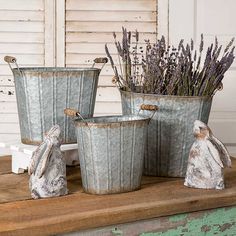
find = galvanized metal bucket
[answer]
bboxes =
[120,89,213,177]
[4,56,107,145]
[64,106,157,195]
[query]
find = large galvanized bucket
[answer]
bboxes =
[4,56,107,145]
[64,107,157,195]
[120,89,213,177]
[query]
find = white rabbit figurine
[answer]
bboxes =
[28,125,68,199]
[184,120,232,190]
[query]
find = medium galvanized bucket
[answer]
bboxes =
[64,106,157,195]
[120,89,213,177]
[4,56,107,145]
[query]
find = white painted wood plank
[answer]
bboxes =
[56,0,65,67]
[0,134,20,141]
[66,43,123,54]
[94,102,122,114]
[66,53,144,66]
[0,123,20,133]
[0,21,44,33]
[0,76,14,86]
[66,21,156,33]
[66,10,156,22]
[0,113,19,123]
[0,102,17,113]
[96,87,121,102]
[98,76,115,86]
[66,32,156,43]
[0,54,44,65]
[0,0,44,11]
[0,43,44,54]
[0,32,44,43]
[0,10,44,21]
[66,0,156,11]
[45,0,56,66]
[0,86,15,101]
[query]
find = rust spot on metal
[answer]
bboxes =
[201,225,211,232]
[21,138,76,146]
[218,222,235,232]
[21,138,41,146]
[83,186,141,195]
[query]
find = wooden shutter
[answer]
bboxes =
[65,0,158,116]
[0,0,45,142]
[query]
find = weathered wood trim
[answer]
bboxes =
[56,0,65,67]
[44,0,56,66]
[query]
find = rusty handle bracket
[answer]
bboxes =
[212,82,223,96]
[92,57,108,70]
[64,108,80,117]
[4,55,20,73]
[139,104,159,121]
[64,108,90,129]
[140,104,159,111]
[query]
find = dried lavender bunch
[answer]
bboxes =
[105,28,235,96]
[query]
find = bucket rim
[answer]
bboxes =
[119,88,213,100]
[12,67,101,73]
[74,115,150,127]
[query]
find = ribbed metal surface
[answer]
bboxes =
[120,90,213,177]
[75,115,149,194]
[12,67,100,145]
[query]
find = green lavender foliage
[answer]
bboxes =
[105,28,235,96]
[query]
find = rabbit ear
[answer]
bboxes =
[210,135,232,168]
[28,142,47,175]
[206,140,224,168]
[38,140,53,178]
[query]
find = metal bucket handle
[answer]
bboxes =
[92,57,108,70]
[212,82,223,96]
[139,104,159,121]
[4,55,21,73]
[64,108,91,128]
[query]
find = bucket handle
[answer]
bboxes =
[139,104,159,120]
[212,82,223,96]
[64,108,92,130]
[4,55,21,73]
[92,57,108,70]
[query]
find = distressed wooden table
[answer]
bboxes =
[0,156,236,236]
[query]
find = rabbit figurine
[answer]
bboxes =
[28,125,68,199]
[184,120,232,190]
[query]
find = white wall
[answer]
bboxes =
[161,0,236,154]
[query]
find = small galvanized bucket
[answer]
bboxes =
[65,105,157,195]
[120,89,213,177]
[4,56,107,145]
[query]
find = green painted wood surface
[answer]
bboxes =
[141,207,236,236]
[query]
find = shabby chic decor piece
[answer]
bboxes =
[4,56,107,145]
[105,28,235,177]
[28,125,68,199]
[184,120,232,190]
[64,107,156,195]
